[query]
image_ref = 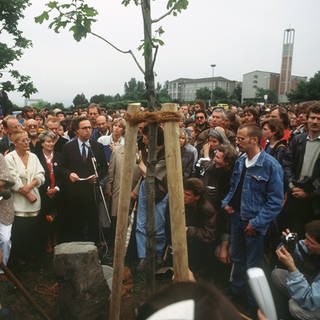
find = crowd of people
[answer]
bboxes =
[0,100,319,319]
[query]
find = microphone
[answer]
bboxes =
[0,189,11,201]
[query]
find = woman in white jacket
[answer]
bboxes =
[5,130,45,263]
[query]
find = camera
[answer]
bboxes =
[281,232,298,252]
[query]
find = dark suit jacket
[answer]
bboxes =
[0,135,15,155]
[37,150,63,215]
[60,139,107,210]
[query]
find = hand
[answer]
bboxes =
[0,180,5,192]
[276,245,297,272]
[244,223,256,236]
[46,188,57,198]
[106,191,112,198]
[131,191,137,200]
[88,175,97,184]
[19,184,32,195]
[218,242,230,264]
[202,142,210,158]
[291,187,307,199]
[69,172,80,183]
[136,150,142,164]
[257,309,267,320]
[223,205,235,215]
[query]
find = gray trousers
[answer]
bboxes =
[271,268,320,320]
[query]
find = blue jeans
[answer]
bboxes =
[230,212,264,305]
[135,180,168,259]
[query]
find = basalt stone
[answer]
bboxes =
[54,242,110,320]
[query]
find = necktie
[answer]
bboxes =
[81,143,87,161]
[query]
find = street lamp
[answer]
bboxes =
[210,64,216,106]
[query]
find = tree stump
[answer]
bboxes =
[54,242,110,320]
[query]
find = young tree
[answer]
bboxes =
[0,0,37,98]
[35,0,189,305]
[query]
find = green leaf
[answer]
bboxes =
[47,1,58,9]
[82,6,98,17]
[121,0,131,6]
[34,11,49,24]
[1,81,15,92]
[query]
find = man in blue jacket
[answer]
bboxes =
[272,220,320,319]
[222,124,284,308]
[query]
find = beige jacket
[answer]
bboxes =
[106,146,141,217]
[0,154,15,225]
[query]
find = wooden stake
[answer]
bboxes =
[162,103,189,281]
[109,104,140,320]
[0,252,51,320]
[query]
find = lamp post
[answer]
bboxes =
[210,64,216,106]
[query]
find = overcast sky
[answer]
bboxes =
[7,0,320,107]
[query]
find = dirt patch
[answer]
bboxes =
[0,254,173,320]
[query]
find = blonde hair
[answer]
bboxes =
[10,130,28,143]
[112,118,126,135]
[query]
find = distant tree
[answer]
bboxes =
[255,87,278,104]
[73,93,89,108]
[124,77,146,100]
[212,87,228,100]
[32,100,51,109]
[229,84,242,104]
[196,87,211,101]
[156,81,170,102]
[0,0,37,98]
[51,102,65,110]
[90,94,114,105]
[288,71,320,102]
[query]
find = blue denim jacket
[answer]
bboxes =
[287,240,320,311]
[221,150,284,235]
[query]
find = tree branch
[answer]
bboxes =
[151,6,175,24]
[151,45,158,71]
[89,31,145,75]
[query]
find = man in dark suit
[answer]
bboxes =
[59,117,107,243]
[0,115,21,154]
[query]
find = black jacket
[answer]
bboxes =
[283,132,320,215]
[60,139,107,207]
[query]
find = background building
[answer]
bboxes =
[168,77,238,102]
[242,28,307,104]
[241,70,306,103]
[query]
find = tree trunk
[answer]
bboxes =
[141,0,157,294]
